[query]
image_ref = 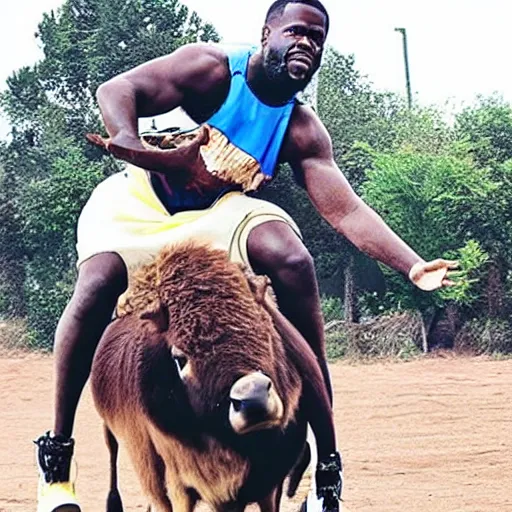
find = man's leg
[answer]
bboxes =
[247,221,332,401]
[36,252,127,512]
[247,221,341,512]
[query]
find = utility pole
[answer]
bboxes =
[394,27,412,109]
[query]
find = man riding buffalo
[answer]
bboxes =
[35,1,457,511]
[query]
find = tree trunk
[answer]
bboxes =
[343,254,360,323]
[486,260,505,319]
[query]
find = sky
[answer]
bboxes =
[1,0,511,137]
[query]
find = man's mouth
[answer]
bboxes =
[287,52,313,66]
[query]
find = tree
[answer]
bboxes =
[361,150,501,320]
[0,0,220,347]
[454,96,512,319]
[456,95,512,168]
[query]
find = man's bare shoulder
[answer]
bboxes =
[282,103,333,164]
[174,42,228,65]
[117,43,230,96]
[169,43,230,92]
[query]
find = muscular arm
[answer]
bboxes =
[284,106,424,276]
[95,43,229,144]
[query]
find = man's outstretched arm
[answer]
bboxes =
[286,106,457,291]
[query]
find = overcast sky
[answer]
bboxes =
[1,0,510,137]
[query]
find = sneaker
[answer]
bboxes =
[303,452,343,512]
[34,431,81,512]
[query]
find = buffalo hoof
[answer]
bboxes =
[106,488,123,512]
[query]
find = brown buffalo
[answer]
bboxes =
[90,241,326,512]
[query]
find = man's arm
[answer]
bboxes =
[95,43,228,145]
[86,43,230,179]
[285,106,456,290]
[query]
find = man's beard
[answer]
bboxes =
[263,45,314,91]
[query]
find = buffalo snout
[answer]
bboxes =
[229,372,284,434]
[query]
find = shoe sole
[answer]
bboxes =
[52,506,81,512]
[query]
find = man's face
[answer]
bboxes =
[263,3,327,88]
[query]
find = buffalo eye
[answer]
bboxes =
[173,354,188,371]
[171,346,188,373]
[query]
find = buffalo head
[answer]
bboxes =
[120,243,302,438]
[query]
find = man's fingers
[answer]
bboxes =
[196,125,210,146]
[425,259,459,271]
[441,278,456,287]
[446,260,460,269]
[85,133,109,149]
[446,270,464,278]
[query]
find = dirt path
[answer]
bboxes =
[1,355,511,511]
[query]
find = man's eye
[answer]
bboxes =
[286,26,301,35]
[311,33,323,45]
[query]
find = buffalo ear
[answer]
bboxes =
[140,301,169,333]
[247,274,274,305]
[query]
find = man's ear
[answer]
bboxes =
[261,25,270,46]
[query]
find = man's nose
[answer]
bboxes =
[296,35,314,51]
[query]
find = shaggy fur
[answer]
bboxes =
[91,241,327,512]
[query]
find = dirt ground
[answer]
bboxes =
[1,354,511,512]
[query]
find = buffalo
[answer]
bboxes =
[91,241,328,512]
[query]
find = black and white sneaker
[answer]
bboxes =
[303,452,343,512]
[34,431,80,512]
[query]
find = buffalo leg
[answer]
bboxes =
[258,485,281,512]
[125,434,173,512]
[168,483,198,512]
[105,425,123,512]
[287,441,311,497]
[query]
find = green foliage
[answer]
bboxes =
[36,0,219,106]
[391,105,455,155]
[456,95,512,167]
[18,141,103,348]
[318,48,404,158]
[0,0,219,348]
[19,142,104,261]
[0,0,220,149]
[362,151,498,312]
[0,149,26,317]
[321,296,344,323]
[439,240,489,305]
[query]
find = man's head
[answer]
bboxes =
[262,0,328,88]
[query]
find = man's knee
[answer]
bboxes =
[248,222,314,278]
[268,248,315,288]
[71,254,127,319]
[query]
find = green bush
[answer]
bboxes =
[18,143,103,349]
[24,258,75,350]
[321,295,344,323]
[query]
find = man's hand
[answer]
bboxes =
[86,126,225,193]
[409,259,460,291]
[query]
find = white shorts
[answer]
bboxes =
[76,165,301,277]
